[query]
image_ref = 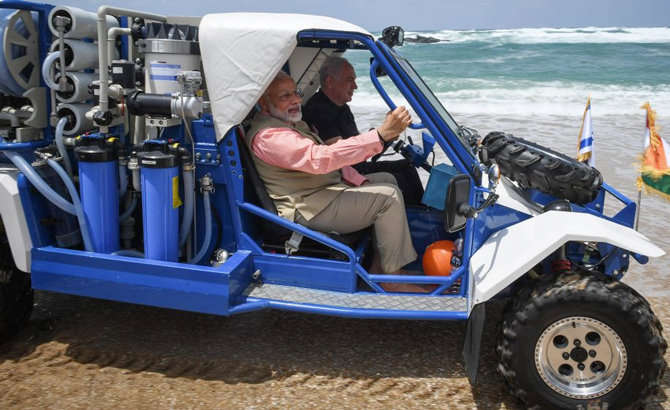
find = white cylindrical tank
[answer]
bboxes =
[56,103,94,136]
[49,39,100,71]
[48,6,118,39]
[139,39,201,95]
[55,72,97,104]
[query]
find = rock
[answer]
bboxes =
[405,35,440,44]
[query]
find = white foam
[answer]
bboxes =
[403,27,670,45]
[350,81,670,117]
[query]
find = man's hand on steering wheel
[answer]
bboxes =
[376,107,411,142]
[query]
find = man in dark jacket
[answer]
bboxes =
[302,56,424,205]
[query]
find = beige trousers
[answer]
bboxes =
[296,172,417,273]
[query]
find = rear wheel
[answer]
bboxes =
[497,272,666,409]
[0,232,33,339]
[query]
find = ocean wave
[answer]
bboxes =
[349,82,670,117]
[402,27,670,45]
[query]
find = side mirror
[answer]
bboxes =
[444,174,472,233]
[380,26,404,48]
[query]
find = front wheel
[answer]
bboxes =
[497,273,667,409]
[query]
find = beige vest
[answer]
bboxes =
[244,113,347,221]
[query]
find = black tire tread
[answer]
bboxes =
[483,132,603,205]
[0,242,33,339]
[497,272,667,409]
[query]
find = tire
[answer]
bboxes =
[483,132,603,205]
[0,239,33,339]
[497,272,667,409]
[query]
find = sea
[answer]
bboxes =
[343,27,670,295]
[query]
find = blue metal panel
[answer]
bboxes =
[31,247,255,316]
[218,127,245,248]
[254,253,354,292]
[472,203,532,251]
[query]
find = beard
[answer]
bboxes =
[269,102,302,123]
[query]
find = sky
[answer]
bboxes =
[56,0,669,31]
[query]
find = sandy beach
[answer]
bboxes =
[0,289,667,409]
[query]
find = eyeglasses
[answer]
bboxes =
[277,88,304,102]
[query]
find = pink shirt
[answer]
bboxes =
[251,127,383,186]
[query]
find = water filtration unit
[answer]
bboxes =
[74,136,120,253]
[137,141,181,261]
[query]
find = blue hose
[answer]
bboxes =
[179,169,194,247]
[188,190,212,265]
[41,52,62,91]
[54,117,73,177]
[3,151,75,214]
[46,159,93,252]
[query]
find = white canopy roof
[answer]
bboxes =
[199,13,372,140]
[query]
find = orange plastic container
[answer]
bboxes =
[422,240,455,276]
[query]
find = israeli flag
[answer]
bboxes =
[577,97,595,166]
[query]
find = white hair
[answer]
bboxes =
[319,56,351,86]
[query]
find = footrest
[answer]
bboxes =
[244,283,467,312]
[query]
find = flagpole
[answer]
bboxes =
[635,103,650,231]
[635,183,642,231]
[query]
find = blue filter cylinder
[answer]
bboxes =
[74,137,120,252]
[138,142,182,261]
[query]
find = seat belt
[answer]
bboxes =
[284,231,304,255]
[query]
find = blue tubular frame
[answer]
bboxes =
[369,61,425,130]
[0,1,55,146]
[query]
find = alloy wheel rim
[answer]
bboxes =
[534,316,627,399]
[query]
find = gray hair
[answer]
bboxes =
[319,56,351,86]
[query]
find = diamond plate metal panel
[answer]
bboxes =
[245,283,467,312]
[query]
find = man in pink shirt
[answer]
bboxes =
[244,72,419,291]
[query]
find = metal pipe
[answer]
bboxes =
[188,190,213,264]
[96,6,166,132]
[133,115,145,144]
[54,117,73,177]
[108,27,131,65]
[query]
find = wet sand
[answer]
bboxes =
[0,291,668,409]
